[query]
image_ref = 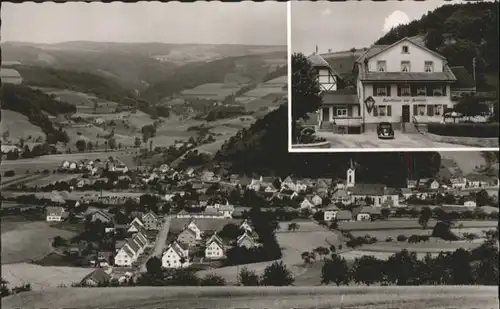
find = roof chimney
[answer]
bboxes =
[315,45,319,55]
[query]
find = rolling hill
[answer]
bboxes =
[2,286,497,309]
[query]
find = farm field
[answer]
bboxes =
[2,286,497,309]
[1,219,78,264]
[0,110,46,143]
[338,218,498,231]
[349,226,495,239]
[180,83,243,100]
[0,150,139,174]
[237,75,286,100]
[38,88,119,114]
[1,190,145,202]
[358,240,482,254]
[21,174,82,187]
[1,263,93,291]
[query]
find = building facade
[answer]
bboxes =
[312,37,457,133]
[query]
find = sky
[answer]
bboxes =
[1,2,287,46]
[291,0,463,53]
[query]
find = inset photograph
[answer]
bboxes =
[290,1,499,151]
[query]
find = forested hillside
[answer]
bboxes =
[376,1,498,91]
[214,105,441,187]
[10,65,136,104]
[1,84,75,144]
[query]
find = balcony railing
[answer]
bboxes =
[331,117,362,126]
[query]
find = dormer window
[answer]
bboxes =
[424,61,434,73]
[377,61,387,72]
[401,61,410,72]
[402,45,409,54]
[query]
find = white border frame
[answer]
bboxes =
[286,1,499,153]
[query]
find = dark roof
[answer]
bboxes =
[336,210,352,220]
[322,51,365,76]
[358,67,456,82]
[450,66,476,89]
[322,90,359,105]
[308,53,332,68]
[349,183,386,196]
[352,206,381,216]
[81,268,111,284]
[356,45,390,63]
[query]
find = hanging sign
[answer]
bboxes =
[364,96,375,114]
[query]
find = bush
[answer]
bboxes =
[385,237,393,242]
[427,123,499,138]
[3,170,15,177]
[396,235,408,242]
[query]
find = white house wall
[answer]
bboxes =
[368,41,444,73]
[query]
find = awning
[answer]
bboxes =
[322,92,359,105]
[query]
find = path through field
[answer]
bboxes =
[2,286,497,309]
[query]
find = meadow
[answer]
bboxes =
[180,83,242,100]
[1,110,46,143]
[1,218,78,264]
[3,286,496,309]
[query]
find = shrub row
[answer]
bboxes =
[427,123,499,138]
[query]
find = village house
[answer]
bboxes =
[401,188,414,199]
[264,185,279,194]
[236,232,257,249]
[162,241,190,269]
[186,219,202,240]
[205,234,225,260]
[239,219,253,233]
[80,268,111,286]
[142,211,161,230]
[323,204,340,221]
[91,209,114,224]
[46,206,67,222]
[279,189,299,200]
[429,179,441,190]
[114,243,136,267]
[127,217,145,233]
[331,188,351,205]
[314,179,330,196]
[406,179,418,189]
[353,206,382,221]
[177,228,198,247]
[336,210,353,222]
[313,36,457,134]
[281,176,297,191]
[463,197,477,207]
[465,174,496,188]
[450,177,467,189]
[248,178,261,191]
[310,194,323,206]
[300,197,315,210]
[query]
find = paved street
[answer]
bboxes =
[313,131,475,149]
[139,215,171,273]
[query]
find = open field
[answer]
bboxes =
[349,226,495,239]
[440,150,488,175]
[338,219,498,231]
[0,150,138,174]
[1,220,79,264]
[169,218,243,233]
[180,83,243,100]
[237,75,286,100]
[1,263,93,291]
[20,173,82,187]
[3,286,498,309]
[358,240,482,254]
[1,109,46,143]
[1,190,146,202]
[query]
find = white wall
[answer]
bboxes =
[368,41,444,73]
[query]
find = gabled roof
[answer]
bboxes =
[358,37,446,63]
[308,53,333,68]
[81,268,111,284]
[125,239,140,254]
[142,211,159,221]
[121,244,135,258]
[336,210,353,220]
[179,227,197,237]
[324,204,340,211]
[322,89,359,105]
[349,184,386,196]
[237,232,255,245]
[46,206,65,216]
[331,189,349,198]
[353,206,381,216]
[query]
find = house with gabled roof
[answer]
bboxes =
[310,194,323,206]
[323,204,340,221]
[300,197,314,210]
[205,235,225,260]
[352,206,381,221]
[236,232,257,249]
[162,241,190,269]
[177,228,198,247]
[114,243,136,266]
[127,217,145,233]
[239,219,253,233]
[260,176,276,188]
[264,185,279,193]
[91,210,114,224]
[281,176,297,191]
[142,211,161,230]
[46,206,67,222]
[80,268,111,286]
[248,178,261,191]
[331,188,351,205]
[314,179,330,195]
[186,219,202,240]
[336,210,353,222]
[354,36,457,132]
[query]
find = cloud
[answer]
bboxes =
[321,8,332,17]
[383,10,410,33]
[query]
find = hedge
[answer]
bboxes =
[427,123,499,137]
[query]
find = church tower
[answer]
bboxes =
[346,158,355,187]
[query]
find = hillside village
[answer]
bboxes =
[1,152,498,287]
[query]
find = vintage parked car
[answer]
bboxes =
[377,122,395,139]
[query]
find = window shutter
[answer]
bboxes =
[427,105,434,116]
[413,105,418,116]
[442,85,447,95]
[397,86,401,97]
[387,105,392,116]
[347,107,353,117]
[386,85,391,96]
[373,106,378,116]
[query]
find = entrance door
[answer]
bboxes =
[402,105,410,123]
[322,107,330,121]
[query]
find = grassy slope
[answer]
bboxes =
[0,110,46,143]
[439,151,487,175]
[2,286,498,309]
